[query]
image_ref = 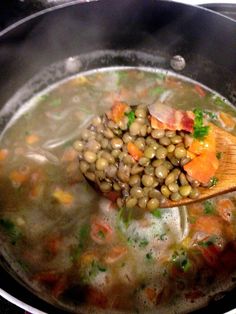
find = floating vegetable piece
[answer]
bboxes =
[104,246,127,264]
[90,218,113,244]
[194,84,206,97]
[0,148,8,161]
[219,111,236,130]
[25,134,40,145]
[52,187,74,205]
[216,198,234,222]
[110,101,128,123]
[127,142,143,161]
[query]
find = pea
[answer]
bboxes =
[179,185,192,197]
[143,187,151,196]
[130,186,144,198]
[167,144,175,153]
[96,158,108,171]
[189,188,200,199]
[155,165,169,179]
[184,134,193,148]
[136,117,146,125]
[131,165,144,175]
[100,181,112,192]
[161,185,171,198]
[73,140,84,151]
[138,197,148,209]
[123,133,133,143]
[165,130,176,138]
[155,147,167,159]
[144,165,155,175]
[159,136,171,146]
[85,171,96,181]
[92,116,102,126]
[170,192,182,201]
[88,139,101,152]
[174,146,186,159]
[149,189,161,199]
[150,141,159,150]
[111,149,121,158]
[139,157,150,167]
[81,129,91,141]
[101,152,115,163]
[142,175,154,187]
[171,135,183,144]
[135,106,147,118]
[169,157,180,166]
[180,157,191,166]
[168,183,179,193]
[140,125,147,137]
[117,164,130,182]
[103,128,114,139]
[152,159,163,167]
[151,129,165,139]
[111,137,123,149]
[126,197,137,208]
[129,175,141,186]
[165,172,176,186]
[113,182,121,191]
[130,122,141,136]
[123,155,135,165]
[179,173,188,186]
[147,198,160,211]
[108,120,117,129]
[163,161,174,171]
[84,151,97,163]
[105,165,117,178]
[144,147,156,159]
[135,138,146,150]
[146,136,156,146]
[101,138,109,149]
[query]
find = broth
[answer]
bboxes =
[1,67,236,313]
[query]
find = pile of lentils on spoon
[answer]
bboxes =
[74,101,217,211]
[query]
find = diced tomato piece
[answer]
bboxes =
[194,85,206,97]
[193,215,224,236]
[104,191,120,202]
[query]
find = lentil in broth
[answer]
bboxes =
[1,68,236,313]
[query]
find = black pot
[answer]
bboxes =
[0,1,236,313]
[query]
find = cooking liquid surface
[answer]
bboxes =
[1,67,236,313]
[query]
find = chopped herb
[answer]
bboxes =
[159,233,167,241]
[98,230,105,239]
[0,219,21,245]
[149,86,165,96]
[118,207,133,228]
[198,236,217,248]
[97,264,107,272]
[125,110,135,127]
[213,96,226,107]
[85,260,107,282]
[203,110,217,120]
[193,108,209,140]
[172,250,191,272]
[188,216,196,224]
[204,200,215,215]
[139,238,149,248]
[50,98,62,107]
[117,71,128,85]
[146,252,153,260]
[216,152,223,160]
[39,94,49,102]
[156,73,166,81]
[152,209,162,218]
[72,224,90,261]
[209,176,219,187]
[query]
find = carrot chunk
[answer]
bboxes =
[184,151,219,184]
[25,134,40,145]
[104,246,127,264]
[110,101,128,123]
[219,111,236,130]
[127,142,143,161]
[0,149,8,161]
[193,215,224,236]
[194,84,206,97]
[188,126,216,155]
[9,170,28,186]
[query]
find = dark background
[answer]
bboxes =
[0,1,236,313]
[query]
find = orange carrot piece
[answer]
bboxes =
[25,134,40,145]
[0,149,8,161]
[110,101,128,123]
[104,246,127,264]
[52,188,74,205]
[219,112,236,130]
[184,151,219,184]
[193,215,224,236]
[216,198,234,222]
[188,126,216,155]
[145,287,156,303]
[127,142,143,161]
[188,203,204,217]
[9,170,28,186]
[61,147,78,162]
[194,84,206,97]
[150,116,166,129]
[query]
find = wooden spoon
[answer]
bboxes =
[164,123,236,208]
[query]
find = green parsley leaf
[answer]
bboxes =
[149,86,165,96]
[203,110,217,120]
[125,111,135,127]
[98,230,105,239]
[139,238,149,248]
[171,250,191,272]
[193,108,209,140]
[213,96,226,107]
[0,219,21,245]
[152,209,162,218]
[216,152,223,160]
[117,71,128,85]
[204,200,215,215]
[209,176,219,187]
[50,98,62,107]
[198,236,217,248]
[118,207,133,228]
